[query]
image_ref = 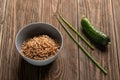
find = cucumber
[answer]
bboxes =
[81,17,110,46]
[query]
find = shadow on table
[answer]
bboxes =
[39,62,53,79]
[18,58,53,80]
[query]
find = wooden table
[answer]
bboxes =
[0,0,120,80]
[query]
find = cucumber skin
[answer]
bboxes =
[81,17,110,46]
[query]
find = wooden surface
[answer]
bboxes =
[0,0,120,80]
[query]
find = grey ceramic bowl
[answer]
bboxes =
[15,22,63,66]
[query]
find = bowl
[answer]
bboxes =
[15,22,63,66]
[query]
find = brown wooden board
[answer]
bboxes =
[0,0,120,80]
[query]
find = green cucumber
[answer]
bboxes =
[81,17,110,46]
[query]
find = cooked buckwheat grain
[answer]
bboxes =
[21,35,59,60]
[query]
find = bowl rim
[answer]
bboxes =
[15,22,63,62]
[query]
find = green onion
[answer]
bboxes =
[59,14,94,50]
[56,16,107,75]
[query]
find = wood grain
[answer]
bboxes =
[0,0,120,80]
[39,0,79,80]
[77,0,120,80]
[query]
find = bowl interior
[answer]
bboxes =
[15,23,63,54]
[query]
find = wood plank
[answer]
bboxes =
[60,0,79,80]
[0,0,17,79]
[0,0,40,80]
[0,26,2,79]
[110,0,120,80]
[0,27,2,50]
[77,0,102,79]
[0,0,7,24]
[39,0,79,80]
[15,0,40,80]
[0,0,7,59]
[0,0,7,79]
[77,0,120,80]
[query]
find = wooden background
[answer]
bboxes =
[0,0,120,80]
